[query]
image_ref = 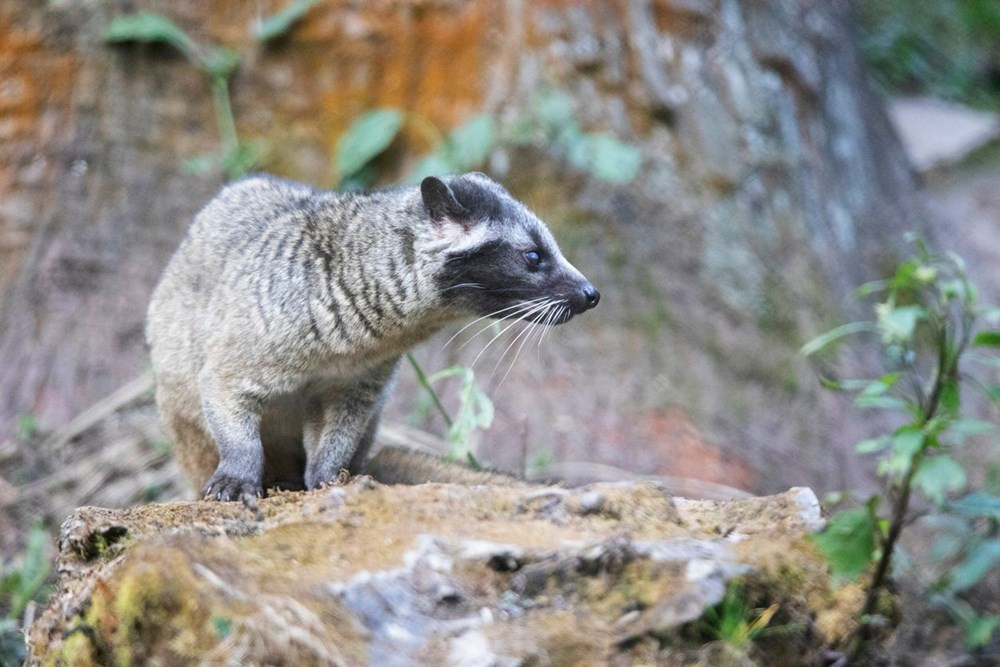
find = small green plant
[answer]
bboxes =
[527,448,554,477]
[334,90,642,190]
[509,89,642,184]
[407,357,493,467]
[699,583,780,650]
[106,12,257,178]
[105,2,318,178]
[16,413,38,440]
[0,523,52,665]
[803,237,1000,653]
[210,614,232,639]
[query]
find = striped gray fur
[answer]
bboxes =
[146,173,599,502]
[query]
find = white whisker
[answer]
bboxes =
[441,297,548,351]
[440,282,485,293]
[496,320,539,388]
[533,303,560,361]
[458,298,548,353]
[536,302,566,351]
[491,302,550,376]
[470,299,552,367]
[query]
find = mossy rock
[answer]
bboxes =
[29,479,861,665]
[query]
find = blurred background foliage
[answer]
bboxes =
[855,0,1000,108]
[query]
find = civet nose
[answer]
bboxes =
[576,283,600,312]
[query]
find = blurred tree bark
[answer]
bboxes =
[0,0,923,493]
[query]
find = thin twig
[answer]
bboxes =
[406,352,453,429]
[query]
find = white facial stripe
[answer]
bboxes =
[413,217,491,257]
[443,220,492,253]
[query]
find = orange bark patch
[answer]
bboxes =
[229,1,498,182]
[637,407,756,490]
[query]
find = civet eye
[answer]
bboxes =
[525,250,542,267]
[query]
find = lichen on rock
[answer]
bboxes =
[28,479,860,665]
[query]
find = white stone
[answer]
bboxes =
[889,97,1000,172]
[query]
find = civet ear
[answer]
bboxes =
[421,176,468,223]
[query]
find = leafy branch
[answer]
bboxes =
[803,237,1000,655]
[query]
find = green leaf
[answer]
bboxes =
[335,109,405,182]
[854,394,907,410]
[950,492,1000,519]
[893,426,925,458]
[256,0,320,42]
[950,539,1000,593]
[800,322,874,356]
[813,507,877,585]
[973,331,1000,347]
[106,12,199,62]
[564,125,589,168]
[854,279,888,298]
[818,376,845,390]
[878,426,925,478]
[447,114,496,170]
[876,373,901,389]
[16,414,38,440]
[888,258,921,290]
[339,163,378,192]
[534,91,575,129]
[856,374,899,403]
[579,133,642,184]
[441,366,493,461]
[427,365,470,383]
[930,532,964,563]
[939,278,968,303]
[504,117,537,145]
[876,304,925,345]
[939,379,960,415]
[856,435,891,454]
[913,455,966,505]
[949,418,994,438]
[963,614,1000,648]
[944,248,964,270]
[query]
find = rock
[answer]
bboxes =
[28,480,863,665]
[577,490,606,514]
[888,97,1000,172]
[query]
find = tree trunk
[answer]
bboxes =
[0,0,922,493]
